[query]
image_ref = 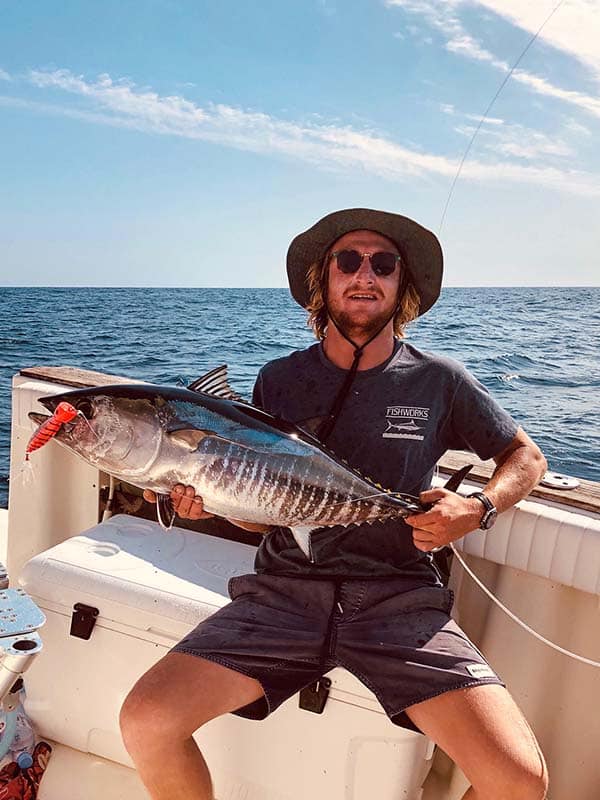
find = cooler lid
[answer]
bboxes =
[19,515,256,635]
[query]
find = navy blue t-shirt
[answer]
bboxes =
[252,341,518,581]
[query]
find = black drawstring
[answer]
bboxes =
[316,342,364,443]
[316,267,409,444]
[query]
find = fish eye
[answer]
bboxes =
[76,400,94,419]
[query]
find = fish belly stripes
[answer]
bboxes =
[194,448,390,528]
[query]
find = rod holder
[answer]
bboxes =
[0,587,46,706]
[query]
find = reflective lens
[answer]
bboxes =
[332,249,400,277]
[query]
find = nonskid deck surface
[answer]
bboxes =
[38,742,149,800]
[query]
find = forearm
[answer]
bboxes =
[408,429,546,551]
[482,431,547,514]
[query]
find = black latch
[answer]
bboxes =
[70,603,99,640]
[298,677,331,714]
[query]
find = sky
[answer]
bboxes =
[1,0,599,287]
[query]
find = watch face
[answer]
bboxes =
[481,508,497,530]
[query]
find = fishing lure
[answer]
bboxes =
[25,401,78,460]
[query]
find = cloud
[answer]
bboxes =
[469,0,600,78]
[454,120,575,160]
[440,102,504,125]
[511,69,600,117]
[564,118,592,137]
[446,100,578,162]
[0,68,10,81]
[444,34,508,72]
[2,67,599,196]
[385,0,600,119]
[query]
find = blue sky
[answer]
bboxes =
[1,0,599,287]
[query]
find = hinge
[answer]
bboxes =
[298,677,331,714]
[70,603,99,640]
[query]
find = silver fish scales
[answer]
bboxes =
[28,367,425,558]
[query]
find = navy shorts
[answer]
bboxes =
[171,573,504,732]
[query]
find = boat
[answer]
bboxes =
[2,364,600,799]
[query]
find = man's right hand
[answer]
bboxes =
[143,484,215,521]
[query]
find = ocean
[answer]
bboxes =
[1,286,598,508]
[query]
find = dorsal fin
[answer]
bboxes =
[187,365,243,401]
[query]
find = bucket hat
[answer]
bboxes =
[287,208,443,315]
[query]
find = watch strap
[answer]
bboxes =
[469,491,494,512]
[468,491,497,530]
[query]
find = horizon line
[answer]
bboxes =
[1,284,598,290]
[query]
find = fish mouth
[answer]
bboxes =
[29,411,51,426]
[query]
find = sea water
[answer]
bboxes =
[1,286,598,508]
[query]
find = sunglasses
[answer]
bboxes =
[330,249,401,277]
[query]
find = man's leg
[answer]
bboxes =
[405,683,548,800]
[120,651,264,800]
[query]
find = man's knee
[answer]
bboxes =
[476,752,548,800]
[520,754,549,800]
[498,769,548,800]
[119,677,210,752]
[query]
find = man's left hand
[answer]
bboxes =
[405,488,483,552]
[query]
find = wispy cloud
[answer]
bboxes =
[511,69,600,117]
[443,100,580,161]
[2,67,599,196]
[454,120,575,160]
[0,68,10,81]
[444,34,507,72]
[440,102,504,125]
[386,0,600,119]
[470,0,600,78]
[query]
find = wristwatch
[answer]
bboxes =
[469,492,497,530]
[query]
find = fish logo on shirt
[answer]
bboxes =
[382,406,430,440]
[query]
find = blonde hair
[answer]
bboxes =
[305,256,421,340]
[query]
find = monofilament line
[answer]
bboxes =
[438,0,566,236]
[451,544,600,668]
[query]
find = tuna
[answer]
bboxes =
[28,366,427,559]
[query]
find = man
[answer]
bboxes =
[121,209,549,800]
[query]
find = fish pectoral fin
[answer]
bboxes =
[157,493,176,530]
[289,526,319,560]
[167,428,215,451]
[187,365,244,401]
[443,463,473,493]
[295,415,329,440]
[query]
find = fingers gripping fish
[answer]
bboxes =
[27,365,429,559]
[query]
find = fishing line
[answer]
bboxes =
[435,1,597,669]
[438,0,566,235]
[450,543,600,668]
[76,410,100,439]
[329,491,400,507]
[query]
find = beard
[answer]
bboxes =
[328,302,396,342]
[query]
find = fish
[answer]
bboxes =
[28,365,431,560]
